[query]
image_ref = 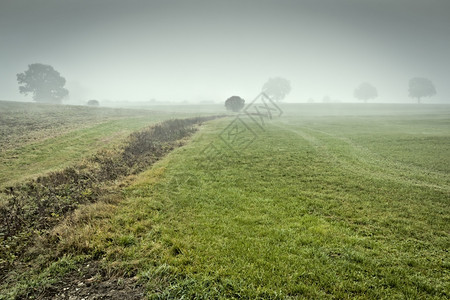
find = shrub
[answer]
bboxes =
[225,96,245,112]
[87,99,100,106]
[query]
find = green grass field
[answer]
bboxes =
[1,103,449,298]
[0,101,192,188]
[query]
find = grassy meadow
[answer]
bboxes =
[1,102,449,298]
[0,101,194,188]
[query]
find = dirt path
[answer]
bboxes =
[38,261,145,299]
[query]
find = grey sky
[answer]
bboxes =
[1,0,449,103]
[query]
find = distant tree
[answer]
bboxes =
[17,63,69,104]
[225,96,245,112]
[87,99,99,106]
[408,77,436,104]
[354,82,378,103]
[262,77,291,102]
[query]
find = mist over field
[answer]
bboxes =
[1,0,449,105]
[1,1,450,298]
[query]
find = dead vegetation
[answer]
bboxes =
[0,116,221,279]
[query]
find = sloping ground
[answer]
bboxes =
[0,101,188,188]
[0,115,222,299]
[31,112,447,299]
[0,100,164,151]
[1,105,449,298]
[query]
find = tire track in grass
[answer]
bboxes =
[152,119,448,298]
[304,126,448,180]
[273,122,450,194]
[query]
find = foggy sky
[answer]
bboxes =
[1,0,449,104]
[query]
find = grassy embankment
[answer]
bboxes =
[2,103,449,298]
[0,101,218,298]
[0,101,194,188]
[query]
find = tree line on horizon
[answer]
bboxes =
[354,78,436,104]
[16,63,438,106]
